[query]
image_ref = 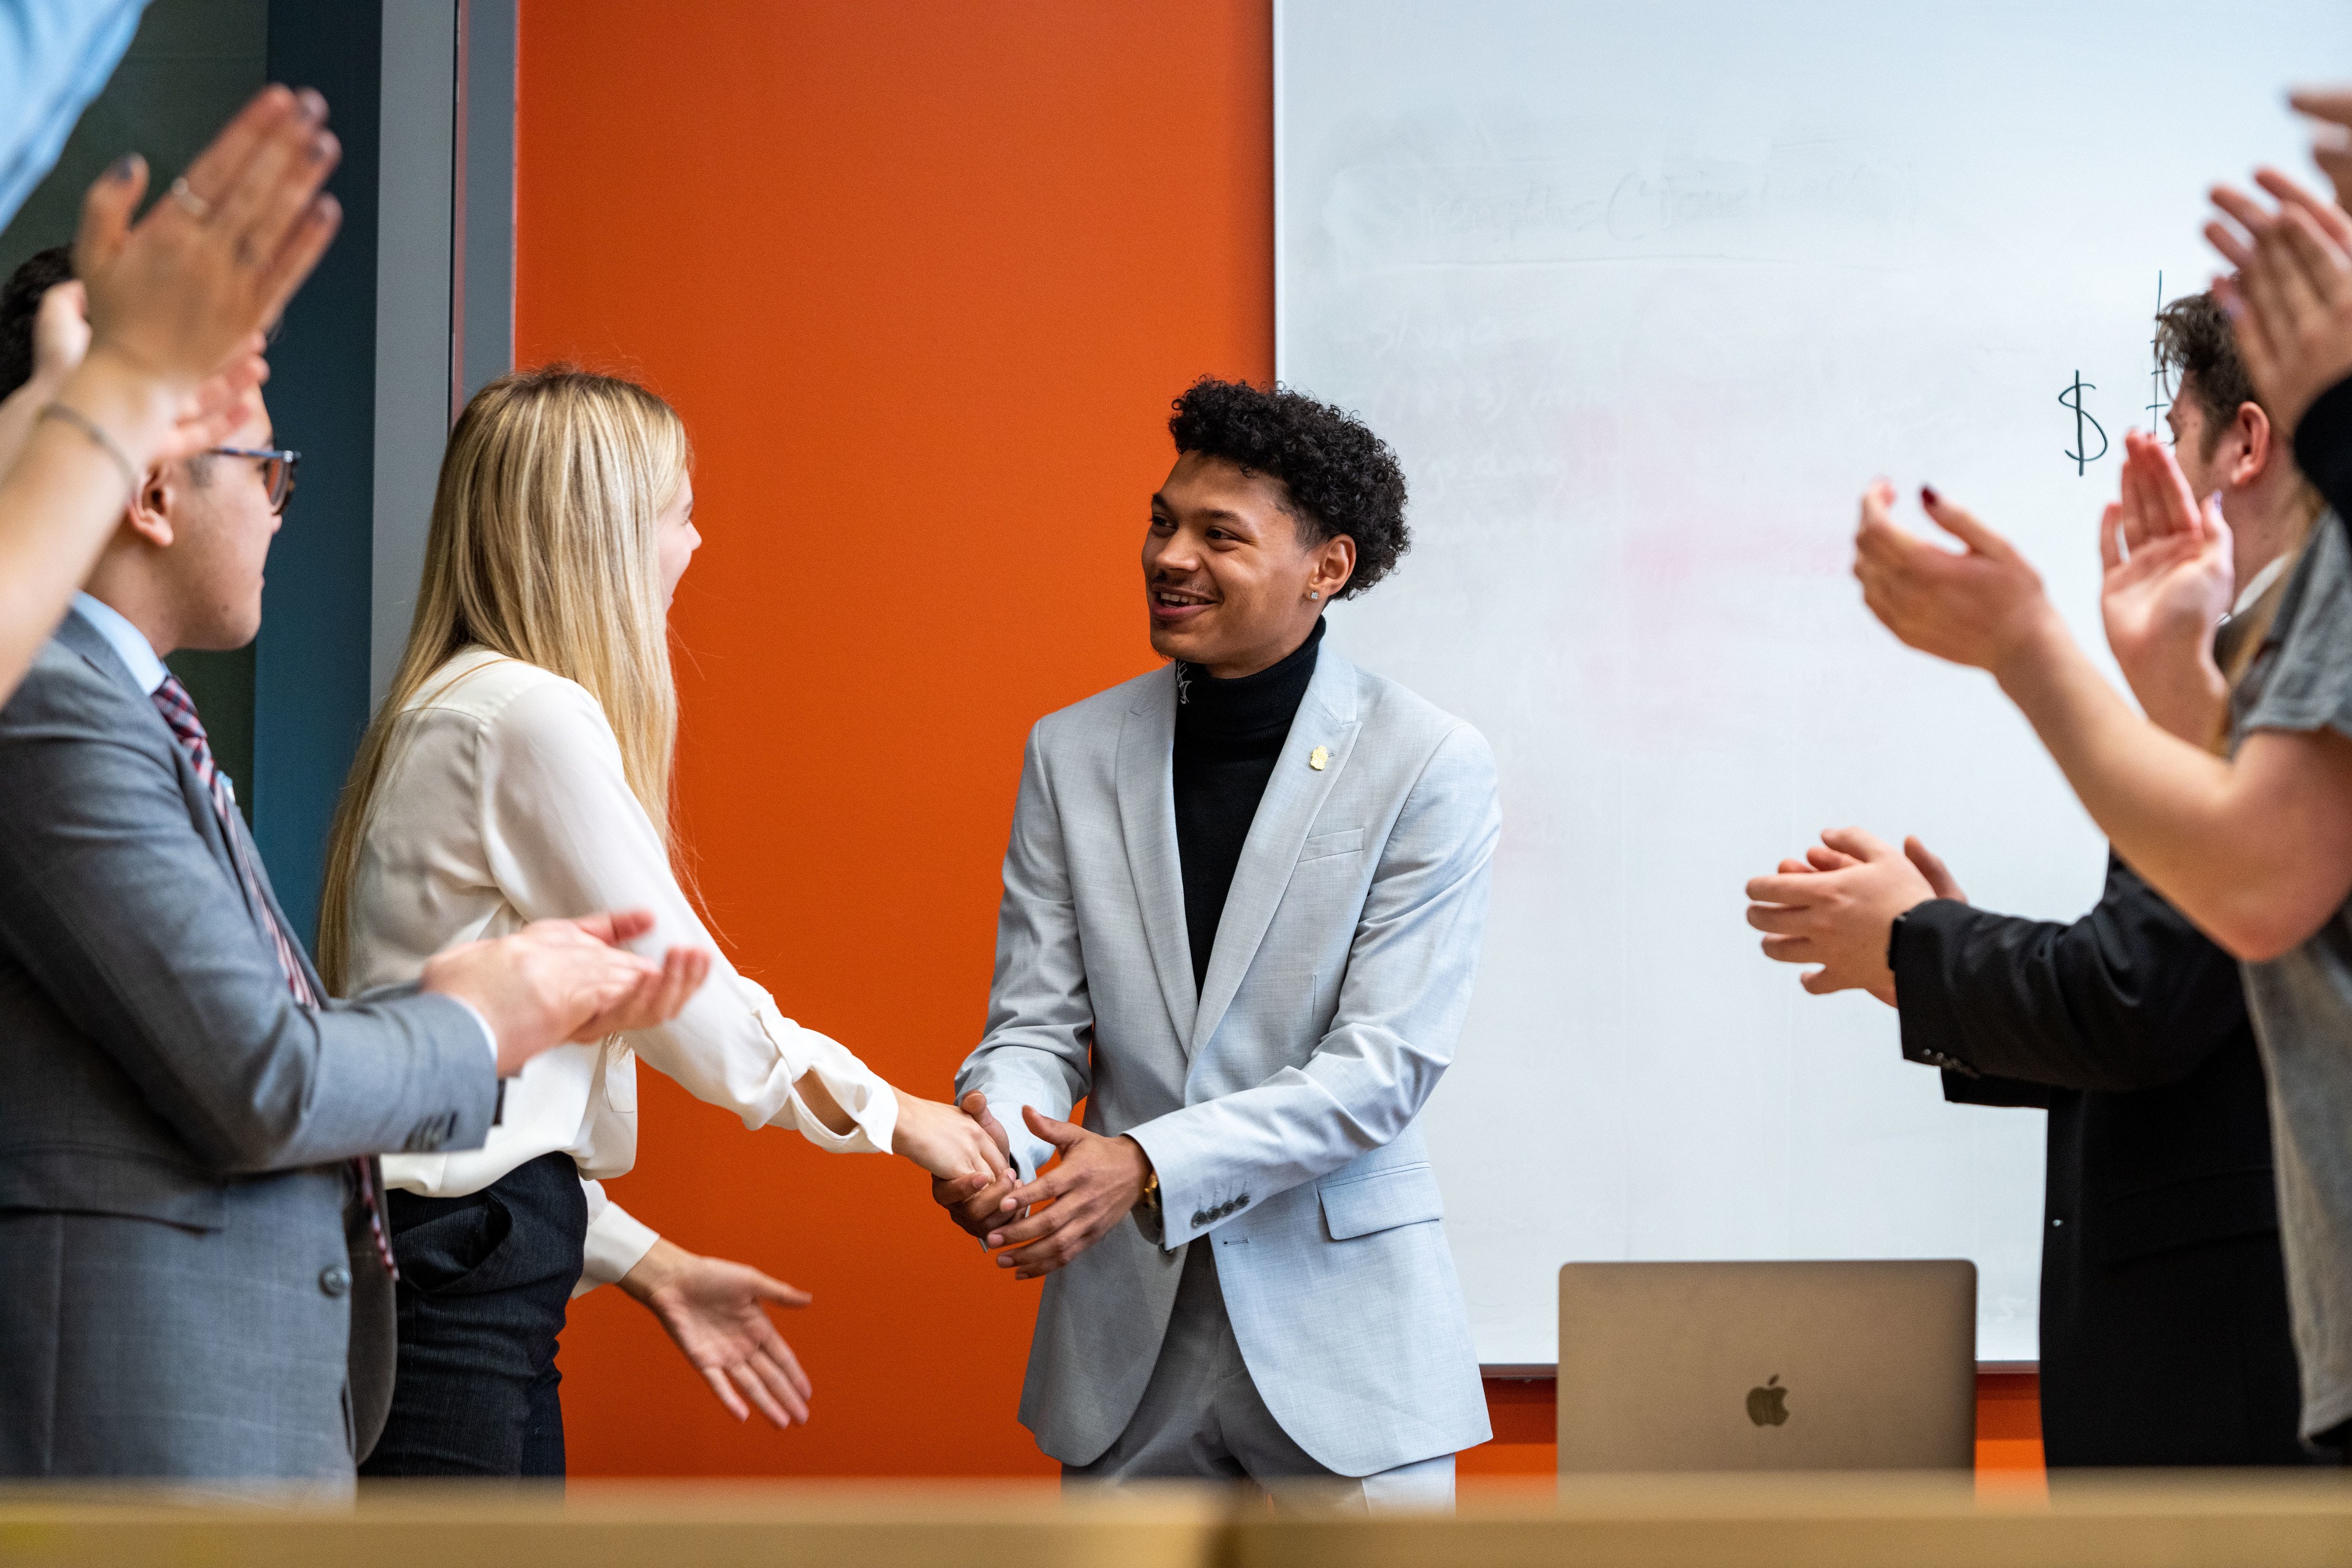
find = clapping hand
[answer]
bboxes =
[74,85,339,407]
[1853,480,2065,677]
[2098,430,2233,743]
[1744,829,1963,1005]
[418,910,710,1076]
[2207,167,2352,434]
[24,279,270,466]
[2293,88,2352,213]
[620,1238,815,1428]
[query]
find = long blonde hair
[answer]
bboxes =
[318,365,691,993]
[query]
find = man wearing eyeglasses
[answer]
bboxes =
[0,250,706,1482]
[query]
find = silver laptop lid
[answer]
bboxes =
[1557,1260,1978,1472]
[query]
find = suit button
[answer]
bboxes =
[319,1264,352,1297]
[1191,1212,1208,1227]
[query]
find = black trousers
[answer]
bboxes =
[358,1152,587,1479]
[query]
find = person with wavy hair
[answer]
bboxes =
[321,365,1005,1477]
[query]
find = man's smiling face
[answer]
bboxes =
[1142,452,1347,679]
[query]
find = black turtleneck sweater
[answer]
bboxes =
[1172,617,1325,993]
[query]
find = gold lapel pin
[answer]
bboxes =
[1308,745,1330,771]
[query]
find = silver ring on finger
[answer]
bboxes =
[168,176,213,221]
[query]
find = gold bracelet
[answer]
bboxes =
[38,402,140,499]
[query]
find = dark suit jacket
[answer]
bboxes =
[0,611,498,1480]
[1893,854,2309,1466]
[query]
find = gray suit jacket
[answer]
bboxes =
[957,649,1497,1475]
[0,611,497,1480]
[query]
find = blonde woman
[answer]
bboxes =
[322,366,1003,1477]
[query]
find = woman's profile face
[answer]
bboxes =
[656,477,700,612]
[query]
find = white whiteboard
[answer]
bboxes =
[1280,0,2352,1365]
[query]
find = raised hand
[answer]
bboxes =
[2290,87,2352,218]
[2098,430,2233,743]
[931,1091,1020,1242]
[2207,168,2352,432]
[31,279,270,464]
[1744,827,1943,1005]
[1853,480,2062,676]
[619,1238,815,1428]
[74,85,341,398]
[982,1109,1153,1280]
[0,87,346,716]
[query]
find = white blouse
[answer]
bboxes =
[351,648,898,1289]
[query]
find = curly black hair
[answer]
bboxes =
[1167,377,1409,597]
[0,246,75,402]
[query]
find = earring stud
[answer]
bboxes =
[1308,590,1321,601]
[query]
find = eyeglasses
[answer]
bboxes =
[209,445,300,514]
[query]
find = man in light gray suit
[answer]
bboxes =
[937,379,1496,1507]
[0,263,702,1483]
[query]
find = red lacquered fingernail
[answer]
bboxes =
[1920,485,1940,507]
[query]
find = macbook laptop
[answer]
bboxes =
[1556,1260,1978,1472]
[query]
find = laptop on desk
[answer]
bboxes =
[1556,1260,1979,1473]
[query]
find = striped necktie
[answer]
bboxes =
[150,674,396,1276]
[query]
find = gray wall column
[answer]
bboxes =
[369,0,515,708]
[369,0,457,707]
[457,0,516,410]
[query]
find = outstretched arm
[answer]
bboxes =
[478,677,1002,1182]
[1853,480,2352,960]
[936,725,1096,1242]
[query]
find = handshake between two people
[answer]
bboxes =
[926,1094,1157,1281]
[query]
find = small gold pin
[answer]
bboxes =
[1308,745,1330,771]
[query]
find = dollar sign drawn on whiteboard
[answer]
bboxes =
[2060,371,2108,475]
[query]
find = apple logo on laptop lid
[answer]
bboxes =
[1746,1375,1790,1427]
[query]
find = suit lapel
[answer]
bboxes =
[1190,650,1363,1056]
[1117,669,1197,1049]
[53,611,278,944]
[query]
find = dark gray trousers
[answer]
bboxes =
[359,1151,586,1479]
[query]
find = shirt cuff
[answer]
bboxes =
[987,1096,1057,1186]
[576,1180,661,1295]
[448,995,501,1069]
[738,988,897,1152]
[781,1066,897,1154]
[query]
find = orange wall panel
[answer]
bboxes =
[516,0,1273,1477]
[514,2,2047,1485]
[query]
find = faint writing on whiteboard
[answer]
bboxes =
[1321,141,1912,270]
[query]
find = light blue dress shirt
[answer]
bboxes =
[0,1,146,229]
[69,587,164,693]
